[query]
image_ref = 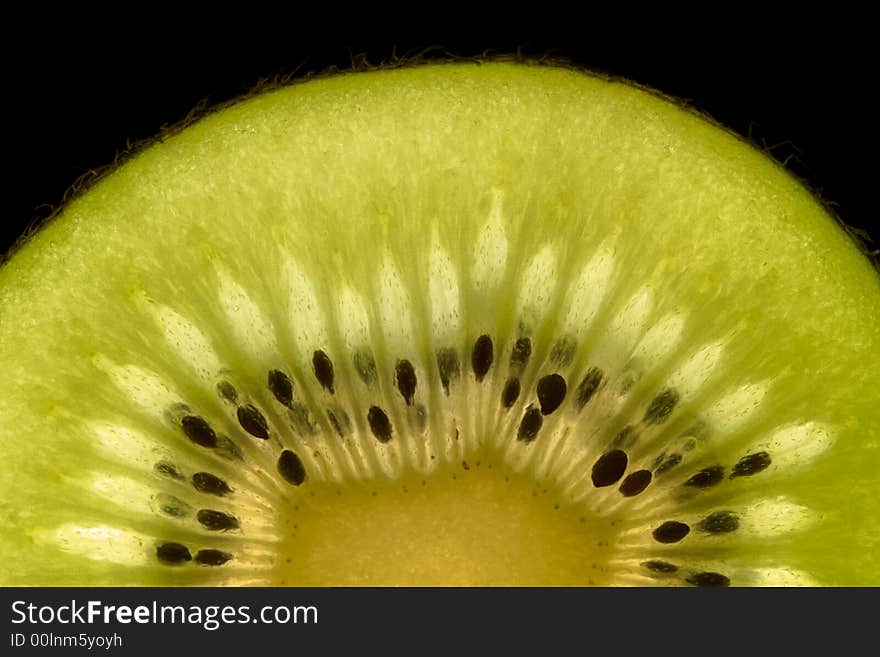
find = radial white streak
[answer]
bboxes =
[516,244,559,330]
[217,272,275,360]
[429,236,461,342]
[377,256,415,355]
[152,303,223,385]
[284,259,329,355]
[471,189,508,294]
[561,246,615,334]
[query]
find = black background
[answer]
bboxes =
[3,36,877,261]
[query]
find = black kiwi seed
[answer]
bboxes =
[217,381,238,403]
[368,406,393,443]
[312,350,335,393]
[509,337,532,371]
[575,367,603,410]
[536,374,567,415]
[354,350,377,386]
[655,453,683,475]
[278,450,307,486]
[156,542,191,564]
[395,359,417,405]
[698,510,739,534]
[192,472,233,497]
[195,549,233,566]
[731,451,772,478]
[154,461,185,481]
[268,369,294,407]
[686,572,731,587]
[236,404,270,440]
[591,450,628,487]
[181,415,218,448]
[436,347,460,395]
[619,469,652,497]
[642,560,679,574]
[652,521,691,543]
[472,335,494,382]
[684,465,725,489]
[501,377,521,409]
[197,509,240,531]
[643,388,680,425]
[550,336,577,366]
[516,406,543,442]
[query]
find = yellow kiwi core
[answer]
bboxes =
[278,457,613,586]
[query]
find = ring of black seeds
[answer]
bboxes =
[195,549,234,566]
[698,510,739,534]
[619,470,652,497]
[687,572,731,587]
[652,521,690,543]
[312,350,335,393]
[368,406,393,443]
[731,451,772,478]
[591,450,628,487]
[517,407,543,442]
[267,369,294,407]
[536,374,567,415]
[192,472,232,497]
[395,359,417,405]
[278,449,307,486]
[197,509,240,531]
[237,404,270,440]
[684,465,725,489]
[181,415,218,448]
[152,331,770,584]
[157,542,191,564]
[472,335,494,382]
[502,377,521,409]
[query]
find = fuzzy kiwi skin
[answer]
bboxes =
[0,62,878,586]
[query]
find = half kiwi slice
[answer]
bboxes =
[1,62,878,586]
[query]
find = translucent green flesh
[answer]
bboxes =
[0,63,878,586]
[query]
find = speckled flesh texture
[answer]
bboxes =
[1,63,878,586]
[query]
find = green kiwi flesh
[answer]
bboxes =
[1,62,878,586]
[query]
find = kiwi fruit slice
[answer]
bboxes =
[1,62,878,587]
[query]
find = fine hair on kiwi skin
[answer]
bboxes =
[0,46,880,271]
[7,51,878,271]
[1,56,879,587]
